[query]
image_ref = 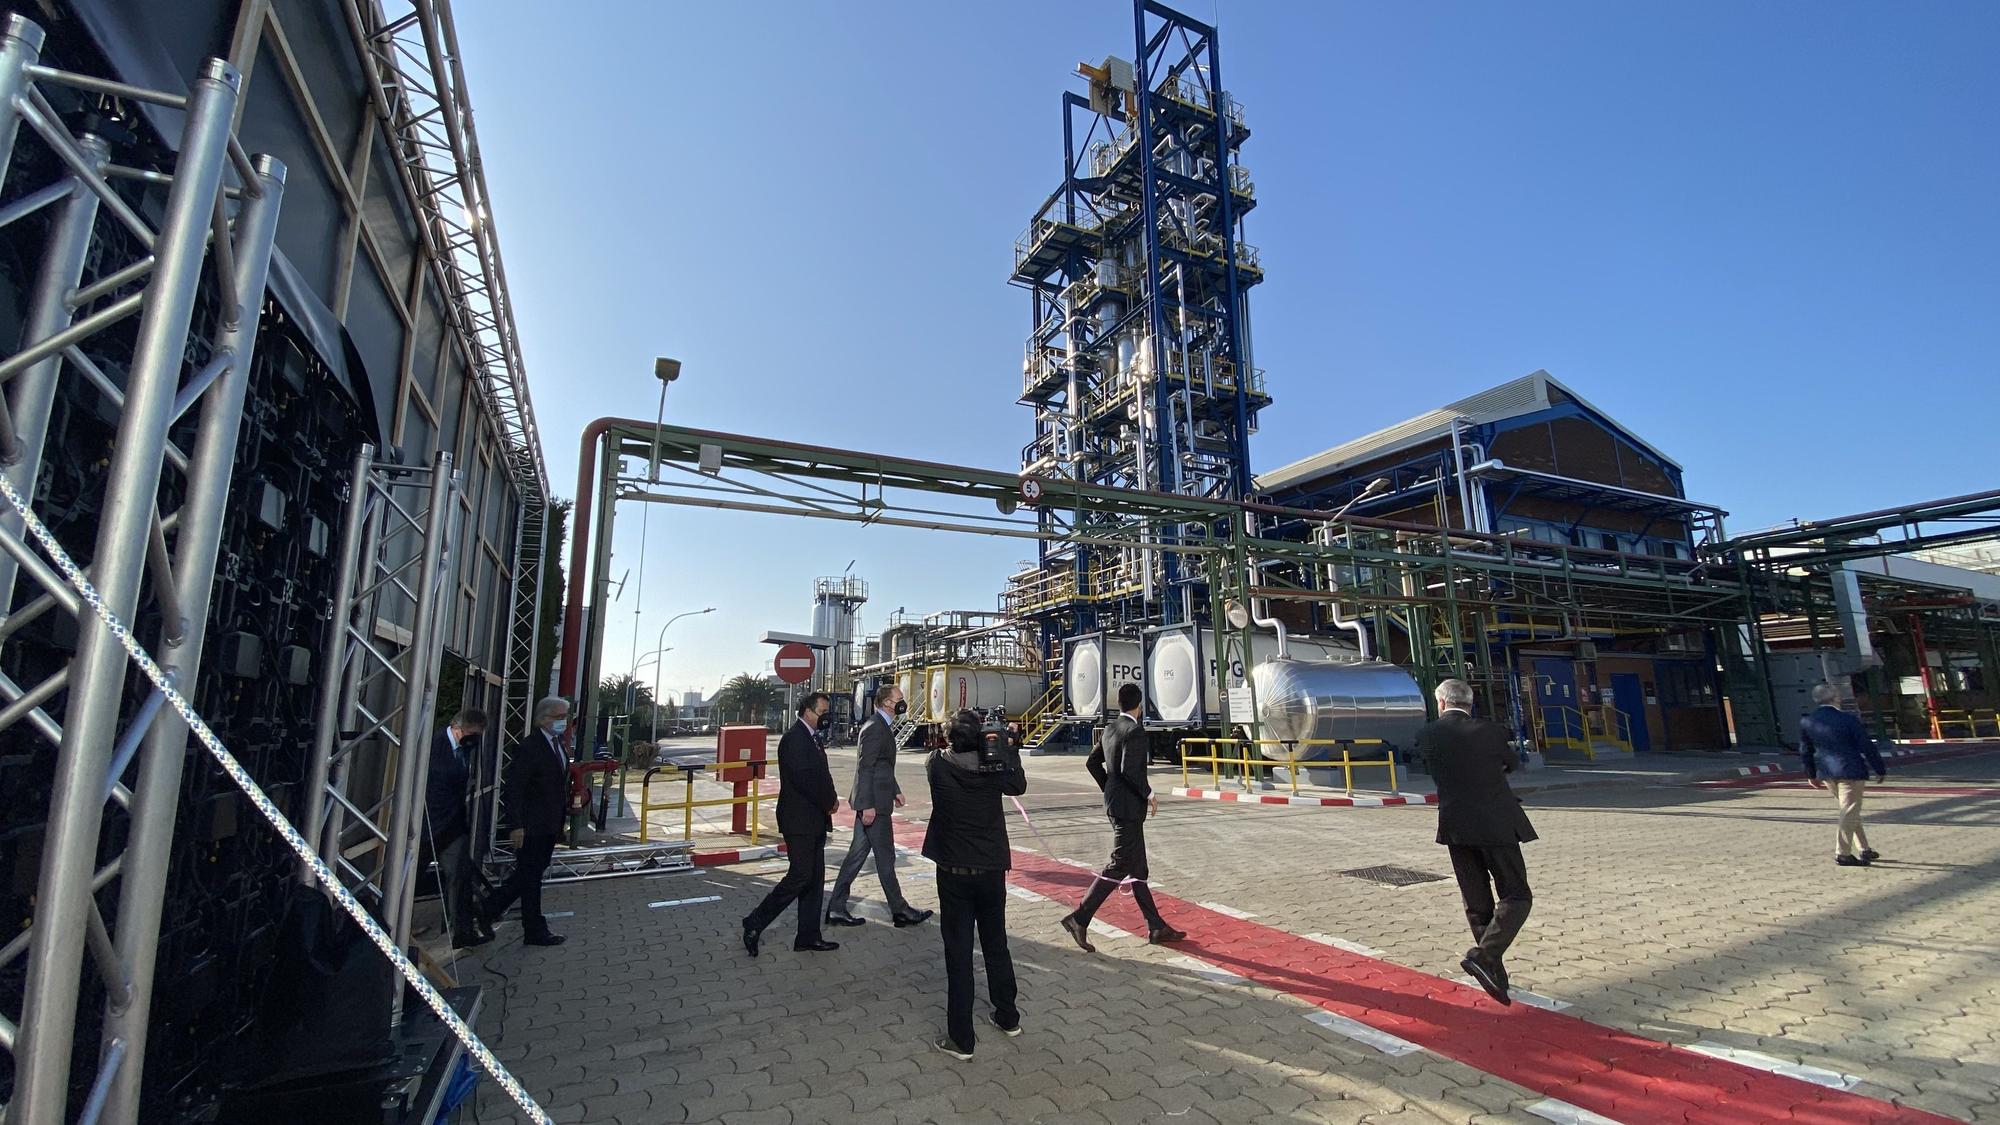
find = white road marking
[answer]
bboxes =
[544,911,575,919]
[1172,955,1248,986]
[1005,884,1052,903]
[647,896,722,909]
[1302,933,1383,957]
[1302,1010,1423,1056]
[1687,1042,1861,1090]
[1196,901,1258,920]
[1452,976,1571,1011]
[1525,1099,1625,1125]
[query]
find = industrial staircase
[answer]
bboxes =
[1019,680,1070,753]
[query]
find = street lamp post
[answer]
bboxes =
[636,606,714,741]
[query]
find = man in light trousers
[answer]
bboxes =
[825,682,933,928]
[1799,682,1887,866]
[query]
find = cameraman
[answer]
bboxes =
[922,708,1027,1060]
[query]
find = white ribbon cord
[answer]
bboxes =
[0,472,552,1125]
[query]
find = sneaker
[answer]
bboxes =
[1859,849,1880,862]
[1835,854,1868,867]
[933,1037,974,1061]
[988,1014,1022,1038]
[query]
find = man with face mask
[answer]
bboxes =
[743,692,842,956]
[480,696,571,947]
[825,685,932,928]
[426,707,490,949]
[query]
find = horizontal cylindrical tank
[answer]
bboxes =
[897,668,925,718]
[1065,635,1142,719]
[1250,659,1427,758]
[1146,630,1359,725]
[927,666,1040,723]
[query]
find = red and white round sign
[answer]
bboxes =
[774,642,816,685]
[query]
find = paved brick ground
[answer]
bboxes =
[450,747,2000,1123]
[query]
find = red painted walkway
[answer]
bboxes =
[894,820,1955,1124]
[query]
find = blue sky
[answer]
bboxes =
[455,1,1999,699]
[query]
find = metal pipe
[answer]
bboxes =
[319,476,386,873]
[102,685,168,801]
[75,1039,126,1125]
[12,57,239,1125]
[0,14,48,193]
[0,664,65,741]
[69,255,157,310]
[26,64,187,108]
[0,137,101,616]
[0,289,144,385]
[19,89,156,249]
[1449,417,1474,532]
[168,347,235,423]
[0,177,74,234]
[1463,458,1724,516]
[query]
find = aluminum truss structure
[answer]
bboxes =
[0,18,287,1124]
[301,446,458,980]
[341,1,553,870]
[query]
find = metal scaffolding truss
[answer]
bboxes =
[0,17,287,1124]
[1722,488,2000,572]
[302,446,458,972]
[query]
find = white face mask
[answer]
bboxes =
[549,718,569,735]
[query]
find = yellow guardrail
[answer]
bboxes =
[1534,704,1633,760]
[639,760,769,845]
[1179,738,1397,796]
[1931,708,2000,739]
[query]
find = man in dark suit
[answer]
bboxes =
[426,707,489,948]
[1419,678,1537,1004]
[479,696,571,947]
[1061,683,1185,950]
[742,692,841,956]
[826,682,932,928]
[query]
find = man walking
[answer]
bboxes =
[826,683,933,929]
[426,707,490,949]
[743,693,842,956]
[1060,683,1185,950]
[480,697,571,948]
[1419,678,1535,1004]
[1799,683,1887,866]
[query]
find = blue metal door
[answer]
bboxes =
[1610,673,1651,752]
[1532,658,1580,741]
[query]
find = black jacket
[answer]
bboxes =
[775,720,838,838]
[1418,711,1538,847]
[504,727,570,838]
[425,727,472,844]
[922,745,1028,871]
[1099,713,1151,821]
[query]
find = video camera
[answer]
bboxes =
[975,707,1015,773]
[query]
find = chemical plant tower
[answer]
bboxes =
[1008,1,1268,719]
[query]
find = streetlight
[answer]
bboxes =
[635,606,714,741]
[1331,477,1392,521]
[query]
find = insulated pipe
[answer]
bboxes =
[558,418,619,701]
[1449,417,1474,532]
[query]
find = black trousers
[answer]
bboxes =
[938,869,1017,1053]
[745,833,826,944]
[483,833,557,941]
[1071,816,1166,929]
[1447,843,1532,964]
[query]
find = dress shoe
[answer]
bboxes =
[892,909,934,928]
[1461,951,1510,1005]
[1147,925,1188,945]
[1835,854,1868,867]
[825,911,868,927]
[524,933,566,947]
[451,931,494,950]
[1060,914,1096,953]
[742,922,761,958]
[1860,849,1881,862]
[793,939,840,952]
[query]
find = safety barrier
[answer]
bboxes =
[639,759,769,844]
[1534,704,1634,760]
[1931,708,2000,739]
[1179,738,1397,796]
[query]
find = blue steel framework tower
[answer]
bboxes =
[1009,1,1267,660]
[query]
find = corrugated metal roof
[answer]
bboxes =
[1254,370,1681,495]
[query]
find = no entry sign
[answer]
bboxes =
[774,642,815,685]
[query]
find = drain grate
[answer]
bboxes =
[1339,865,1447,887]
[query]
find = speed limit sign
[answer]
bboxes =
[1020,477,1045,504]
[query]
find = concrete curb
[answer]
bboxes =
[691,843,787,867]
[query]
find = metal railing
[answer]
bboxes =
[1180,739,1398,796]
[639,760,769,844]
[1533,704,1633,760]
[1931,709,2000,739]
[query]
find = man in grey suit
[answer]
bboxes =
[825,682,934,928]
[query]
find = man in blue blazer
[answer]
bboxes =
[1798,683,1887,866]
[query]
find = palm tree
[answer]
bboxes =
[597,674,655,721]
[713,673,785,728]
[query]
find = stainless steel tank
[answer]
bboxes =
[1249,659,1427,759]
